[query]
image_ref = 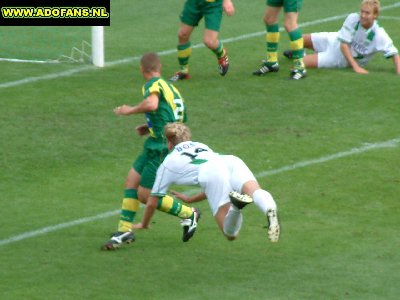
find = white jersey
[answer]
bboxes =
[151,141,256,215]
[337,13,398,66]
[311,13,398,68]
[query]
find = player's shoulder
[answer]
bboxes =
[374,21,390,36]
[341,13,360,32]
[373,22,393,43]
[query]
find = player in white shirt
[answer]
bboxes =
[283,0,400,74]
[133,123,280,242]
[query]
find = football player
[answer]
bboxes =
[134,123,280,243]
[102,53,200,250]
[283,0,400,75]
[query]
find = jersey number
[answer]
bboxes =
[173,98,185,122]
[181,148,208,164]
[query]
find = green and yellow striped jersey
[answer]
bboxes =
[141,77,187,150]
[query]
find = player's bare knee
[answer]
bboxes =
[264,15,278,25]
[203,37,217,49]
[178,30,190,43]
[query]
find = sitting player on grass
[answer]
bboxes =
[283,0,400,75]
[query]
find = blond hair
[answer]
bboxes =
[164,123,192,146]
[361,0,380,15]
[140,52,161,73]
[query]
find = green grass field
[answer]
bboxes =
[1,1,400,299]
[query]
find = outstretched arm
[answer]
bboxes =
[171,191,207,203]
[133,195,159,229]
[340,42,368,74]
[392,54,400,75]
[114,93,159,115]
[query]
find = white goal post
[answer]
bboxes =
[91,26,104,67]
[0,27,105,65]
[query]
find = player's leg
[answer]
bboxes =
[303,34,314,49]
[119,168,142,231]
[203,29,229,76]
[199,164,239,240]
[140,156,194,220]
[303,54,318,68]
[253,4,281,75]
[284,15,306,79]
[225,154,280,242]
[101,167,141,250]
[242,180,280,242]
[170,23,194,82]
[283,33,314,59]
[170,0,200,81]
[298,32,345,69]
[216,203,241,241]
[203,1,229,76]
[140,155,199,241]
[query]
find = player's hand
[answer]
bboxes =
[171,190,191,203]
[133,222,148,229]
[114,104,132,115]
[135,124,150,136]
[353,66,369,74]
[223,0,235,16]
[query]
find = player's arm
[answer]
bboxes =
[134,195,159,229]
[114,92,159,115]
[171,191,207,203]
[223,0,235,16]
[392,54,400,75]
[340,42,368,74]
[134,164,173,229]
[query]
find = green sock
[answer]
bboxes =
[117,189,140,232]
[266,23,280,64]
[212,40,225,58]
[177,42,191,73]
[157,195,193,219]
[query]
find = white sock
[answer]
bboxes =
[223,206,243,237]
[252,189,277,214]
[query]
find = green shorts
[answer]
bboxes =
[180,0,223,31]
[267,0,302,12]
[133,147,169,189]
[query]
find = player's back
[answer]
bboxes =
[161,141,219,183]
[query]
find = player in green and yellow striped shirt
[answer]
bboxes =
[102,53,200,250]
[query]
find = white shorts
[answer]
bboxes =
[198,155,256,216]
[311,32,349,68]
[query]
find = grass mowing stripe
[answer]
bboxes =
[1,136,399,247]
[1,2,399,89]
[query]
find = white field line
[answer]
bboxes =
[0,58,60,64]
[1,2,399,89]
[379,16,400,21]
[0,136,399,247]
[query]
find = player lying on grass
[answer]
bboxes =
[283,0,400,75]
[133,123,280,242]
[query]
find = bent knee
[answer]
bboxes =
[203,37,218,49]
[178,30,190,42]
